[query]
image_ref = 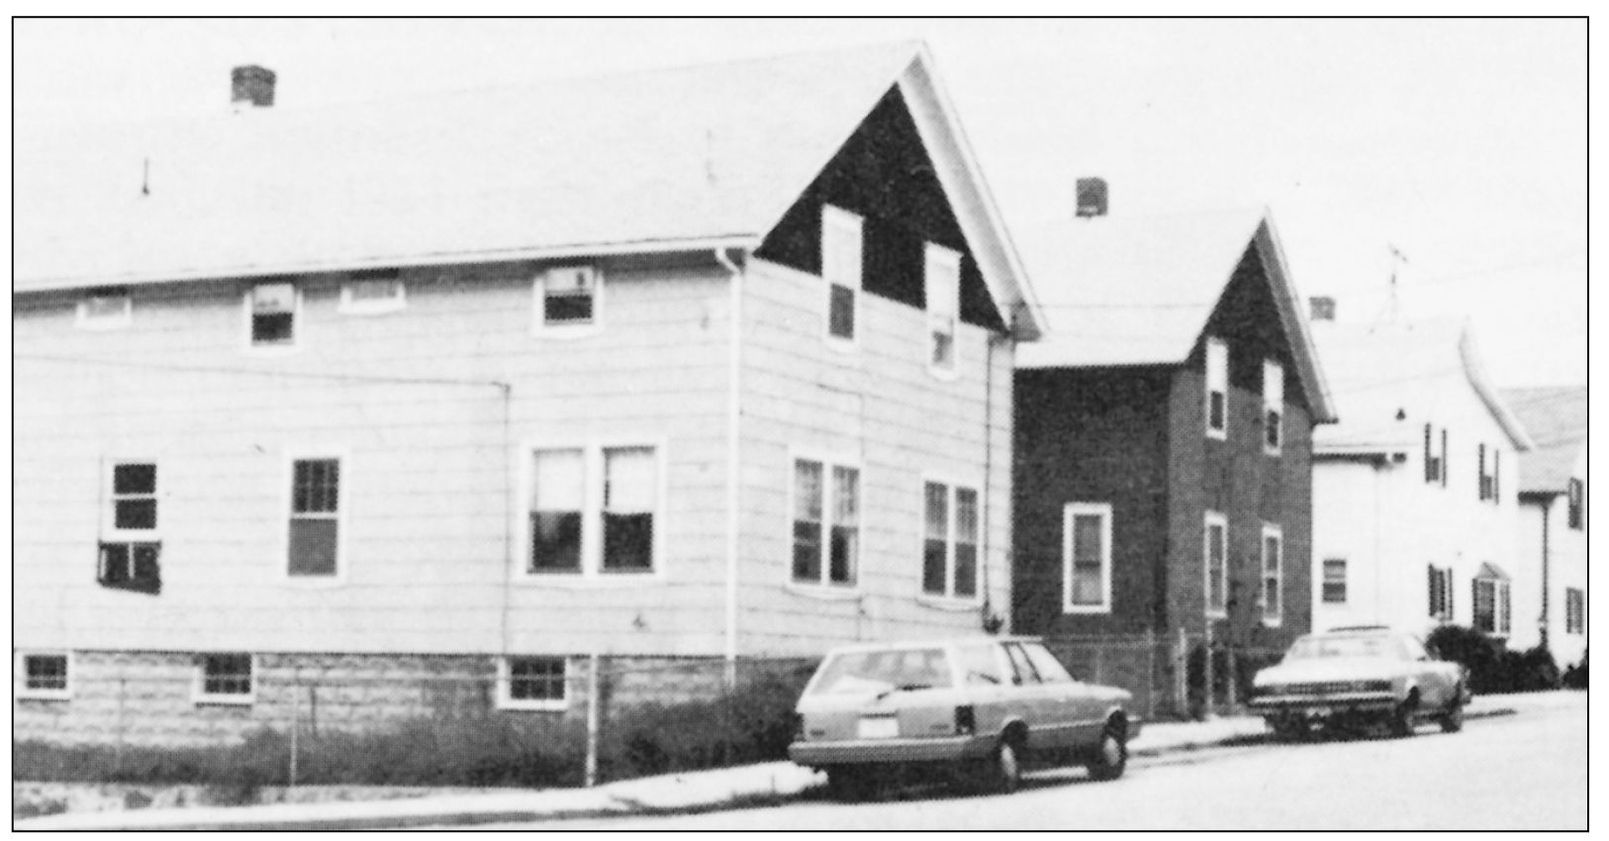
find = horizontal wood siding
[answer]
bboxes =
[14,259,735,656]
[734,259,1012,656]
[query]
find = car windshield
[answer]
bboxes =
[1286,635,1403,660]
[808,647,955,695]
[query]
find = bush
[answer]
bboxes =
[1425,625,1561,694]
[1562,650,1588,689]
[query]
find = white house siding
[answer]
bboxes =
[14,258,737,660]
[732,258,1012,656]
[1311,374,1524,645]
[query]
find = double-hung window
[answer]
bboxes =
[536,265,601,332]
[1427,565,1454,621]
[1203,512,1227,617]
[498,656,568,710]
[821,205,862,345]
[99,462,161,594]
[1565,588,1585,635]
[77,288,132,330]
[1478,444,1498,502]
[528,445,659,577]
[792,459,859,587]
[18,653,71,700]
[1424,424,1446,484]
[288,458,342,578]
[1205,338,1228,439]
[1062,502,1112,613]
[1472,573,1511,636]
[248,282,298,347]
[1262,359,1283,454]
[923,481,980,600]
[1568,478,1584,529]
[925,243,961,374]
[1322,558,1347,604]
[1260,524,1283,625]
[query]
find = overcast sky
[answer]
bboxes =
[13,18,1587,387]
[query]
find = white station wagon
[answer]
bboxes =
[788,637,1141,798]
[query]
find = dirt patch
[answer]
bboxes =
[12,782,497,820]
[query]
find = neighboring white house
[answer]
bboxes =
[1308,312,1534,647]
[1504,387,1588,666]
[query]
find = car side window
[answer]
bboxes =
[1003,643,1042,685]
[1021,643,1074,684]
[955,643,1006,686]
[1401,635,1430,661]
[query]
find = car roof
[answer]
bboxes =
[819,636,1041,654]
[1304,626,1404,638]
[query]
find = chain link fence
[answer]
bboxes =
[1043,631,1287,721]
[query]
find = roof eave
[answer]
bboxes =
[1253,215,1339,424]
[1458,326,1537,451]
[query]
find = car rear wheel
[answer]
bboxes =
[825,766,874,802]
[1438,687,1465,733]
[1388,693,1418,738]
[1086,721,1128,781]
[1270,716,1310,742]
[974,739,1022,795]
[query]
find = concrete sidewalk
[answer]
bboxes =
[16,691,1534,830]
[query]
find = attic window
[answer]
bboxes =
[1205,338,1228,440]
[1262,359,1283,454]
[535,266,601,334]
[925,243,961,374]
[821,205,862,345]
[341,270,405,315]
[77,288,132,330]
[248,283,298,346]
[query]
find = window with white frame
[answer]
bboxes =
[1203,512,1227,616]
[536,265,600,330]
[498,656,568,710]
[19,653,70,700]
[792,459,859,587]
[1262,359,1283,454]
[1568,478,1585,530]
[923,481,980,600]
[1261,524,1283,624]
[340,270,405,314]
[925,243,961,373]
[527,445,658,576]
[1062,502,1112,613]
[821,205,862,343]
[1472,574,1511,636]
[1565,588,1585,635]
[248,282,298,346]
[1427,564,1454,621]
[1205,338,1228,439]
[1321,558,1347,604]
[1478,444,1497,501]
[99,461,161,594]
[288,458,341,577]
[76,288,132,330]
[197,653,253,704]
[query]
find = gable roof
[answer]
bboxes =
[1503,386,1586,493]
[1013,208,1335,421]
[1311,319,1534,455]
[14,42,1043,336]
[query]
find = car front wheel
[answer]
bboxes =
[1388,693,1418,738]
[974,739,1022,795]
[825,766,874,802]
[1438,686,1465,733]
[1086,721,1128,781]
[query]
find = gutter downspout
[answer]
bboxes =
[1540,501,1551,651]
[717,248,744,685]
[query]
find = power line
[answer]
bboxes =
[14,353,509,391]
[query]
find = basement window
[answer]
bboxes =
[196,654,254,704]
[76,288,132,330]
[247,282,298,347]
[18,653,71,700]
[498,656,568,711]
[821,205,862,346]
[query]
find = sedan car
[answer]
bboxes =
[1250,626,1470,739]
[787,636,1140,798]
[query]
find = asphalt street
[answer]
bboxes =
[530,693,1587,831]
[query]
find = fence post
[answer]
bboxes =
[1173,627,1188,718]
[1145,627,1156,723]
[289,674,300,788]
[1203,621,1215,719]
[585,654,600,788]
[115,676,127,776]
[1225,641,1238,713]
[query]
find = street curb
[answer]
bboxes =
[13,706,1528,830]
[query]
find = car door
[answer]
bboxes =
[1019,641,1103,750]
[1401,634,1451,707]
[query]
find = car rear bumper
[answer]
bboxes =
[1249,691,1398,715]
[788,734,997,767]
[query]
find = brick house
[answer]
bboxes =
[13,44,1046,743]
[1504,387,1587,665]
[1011,208,1336,656]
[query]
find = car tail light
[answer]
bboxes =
[954,705,976,736]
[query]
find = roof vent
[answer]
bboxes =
[231,65,276,110]
[1310,296,1336,322]
[1075,178,1108,218]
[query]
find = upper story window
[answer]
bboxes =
[792,458,860,588]
[923,480,979,601]
[925,243,961,374]
[1565,588,1585,635]
[1472,572,1511,637]
[99,461,161,594]
[534,266,602,335]
[247,282,299,347]
[1322,558,1347,604]
[289,457,342,578]
[1205,338,1228,440]
[1063,502,1112,614]
[527,445,659,577]
[1568,478,1584,529]
[76,287,132,330]
[821,205,862,345]
[1428,564,1454,621]
[1262,359,1283,454]
[1478,444,1500,503]
[1424,424,1447,485]
[1261,524,1283,625]
[1203,511,1227,617]
[340,270,406,315]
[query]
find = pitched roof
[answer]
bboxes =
[14,42,1043,335]
[1503,386,1586,493]
[1311,319,1534,454]
[1014,208,1335,421]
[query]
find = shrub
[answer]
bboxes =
[1425,625,1562,694]
[1561,650,1588,689]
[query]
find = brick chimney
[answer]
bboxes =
[1310,296,1336,321]
[1075,178,1108,218]
[231,65,276,109]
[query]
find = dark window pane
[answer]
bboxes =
[288,519,338,576]
[954,544,977,597]
[531,512,582,572]
[100,543,131,584]
[26,656,68,691]
[98,542,161,594]
[545,293,593,324]
[828,284,855,339]
[115,499,157,530]
[203,654,252,695]
[792,521,822,582]
[829,525,857,584]
[923,539,947,594]
[252,311,295,344]
[510,658,565,701]
[1209,391,1226,431]
[113,464,156,494]
[293,460,339,514]
[1266,411,1281,447]
[603,513,654,572]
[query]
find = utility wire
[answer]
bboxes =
[15,353,509,391]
